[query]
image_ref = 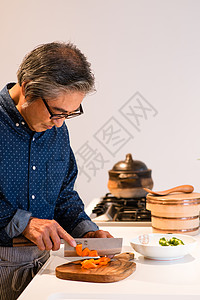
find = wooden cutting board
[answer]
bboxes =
[55,252,136,283]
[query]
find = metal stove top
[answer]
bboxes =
[87,194,152,227]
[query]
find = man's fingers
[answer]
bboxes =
[96,230,113,238]
[42,235,53,251]
[23,217,76,250]
[83,230,114,238]
[30,234,46,251]
[58,227,76,247]
[50,230,61,251]
[42,222,62,250]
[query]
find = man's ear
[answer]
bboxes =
[21,81,27,96]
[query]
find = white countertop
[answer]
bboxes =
[18,226,200,300]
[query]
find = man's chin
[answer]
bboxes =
[35,124,54,132]
[43,125,53,130]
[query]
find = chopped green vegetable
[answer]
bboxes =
[159,237,184,246]
[159,237,170,246]
[169,237,184,246]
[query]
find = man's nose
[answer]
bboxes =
[51,118,65,127]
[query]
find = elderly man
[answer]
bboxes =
[0,42,112,300]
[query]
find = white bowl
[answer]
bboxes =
[130,233,197,260]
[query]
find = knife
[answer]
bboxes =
[13,236,123,257]
[64,238,123,257]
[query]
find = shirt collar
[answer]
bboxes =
[0,83,58,138]
[0,83,33,134]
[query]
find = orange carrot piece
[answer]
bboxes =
[76,244,82,256]
[81,247,90,257]
[100,257,110,262]
[76,245,99,257]
[81,257,111,269]
[98,257,111,266]
[81,259,98,269]
[93,258,101,264]
[81,259,90,266]
[89,250,99,257]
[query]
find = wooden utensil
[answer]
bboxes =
[55,252,136,283]
[143,184,194,196]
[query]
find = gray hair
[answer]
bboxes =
[17,42,95,104]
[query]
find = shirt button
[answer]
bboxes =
[32,165,36,170]
[32,195,35,199]
[16,123,19,127]
[21,121,25,125]
[32,137,35,141]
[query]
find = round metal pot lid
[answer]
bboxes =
[110,153,148,173]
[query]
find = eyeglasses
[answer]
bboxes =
[41,98,84,120]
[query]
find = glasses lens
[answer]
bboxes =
[51,113,80,120]
[50,105,83,120]
[66,112,82,119]
[51,116,66,120]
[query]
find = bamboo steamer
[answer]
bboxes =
[146,192,200,235]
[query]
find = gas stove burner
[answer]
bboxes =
[100,193,147,205]
[92,193,151,222]
[113,207,151,222]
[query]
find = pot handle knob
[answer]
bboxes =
[118,173,139,180]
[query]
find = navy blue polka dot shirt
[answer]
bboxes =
[0,83,98,246]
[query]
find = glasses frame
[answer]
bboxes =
[41,98,84,120]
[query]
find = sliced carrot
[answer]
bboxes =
[81,259,91,266]
[98,257,111,266]
[92,258,101,264]
[89,250,98,257]
[76,244,83,256]
[76,244,99,257]
[81,259,98,269]
[98,257,110,262]
[81,257,111,269]
[81,247,90,257]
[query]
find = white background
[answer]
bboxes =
[1,0,200,206]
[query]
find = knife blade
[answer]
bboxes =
[64,238,123,257]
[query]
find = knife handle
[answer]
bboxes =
[13,236,65,247]
[13,236,36,247]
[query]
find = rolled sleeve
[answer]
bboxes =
[71,220,99,238]
[4,209,32,238]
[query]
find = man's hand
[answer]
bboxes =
[22,217,76,251]
[83,230,114,258]
[83,230,113,238]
